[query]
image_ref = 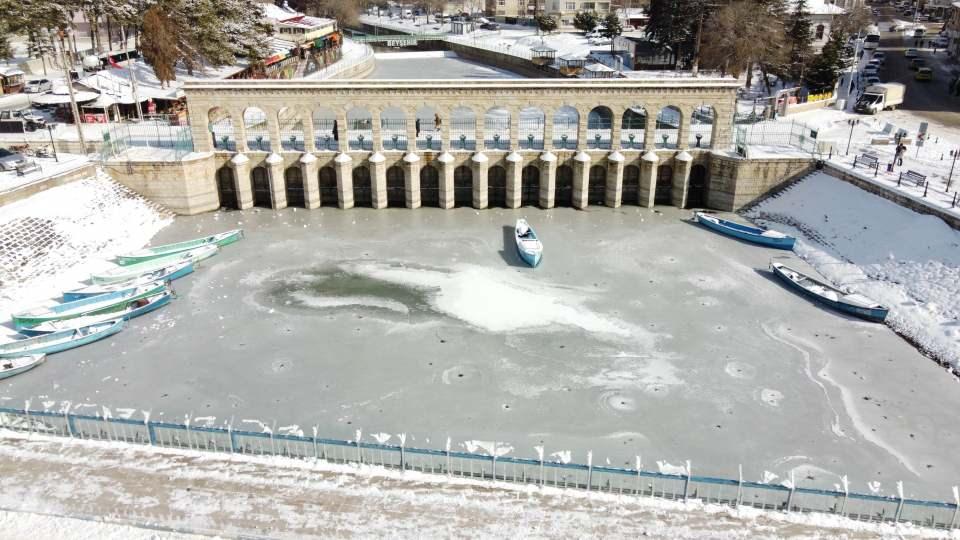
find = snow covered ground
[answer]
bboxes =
[0,154,88,194]
[746,171,960,372]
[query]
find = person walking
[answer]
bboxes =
[895,143,906,166]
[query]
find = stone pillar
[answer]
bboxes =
[606,151,625,208]
[439,106,451,151]
[506,151,523,208]
[576,106,589,150]
[189,107,211,153]
[267,111,282,154]
[336,110,349,153]
[610,107,623,151]
[303,109,317,153]
[234,109,249,153]
[403,152,421,209]
[676,107,689,150]
[437,152,455,209]
[405,107,418,153]
[639,151,659,208]
[672,151,693,209]
[539,151,557,209]
[543,108,554,151]
[300,153,320,209]
[265,153,287,209]
[372,108,383,152]
[573,151,591,209]
[472,152,488,209]
[335,153,354,209]
[229,153,253,209]
[644,108,658,151]
[370,152,387,209]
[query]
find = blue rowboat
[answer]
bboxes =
[0,320,125,357]
[770,262,889,322]
[515,219,543,267]
[20,290,172,336]
[0,354,45,380]
[115,229,243,266]
[92,245,218,285]
[13,282,167,329]
[695,212,796,250]
[63,261,192,301]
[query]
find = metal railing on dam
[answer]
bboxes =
[0,405,956,530]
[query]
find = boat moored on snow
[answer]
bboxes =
[770,262,889,322]
[91,245,218,285]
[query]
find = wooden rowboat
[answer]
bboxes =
[0,355,46,380]
[21,290,172,336]
[770,262,889,322]
[695,212,796,250]
[91,245,218,285]
[115,229,243,266]
[12,282,166,330]
[515,219,543,267]
[63,261,192,301]
[0,320,125,357]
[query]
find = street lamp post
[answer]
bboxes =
[845,119,859,155]
[47,124,58,162]
[947,148,959,192]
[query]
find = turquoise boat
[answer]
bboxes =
[515,219,543,267]
[92,245,218,285]
[115,229,243,266]
[63,260,192,301]
[20,290,172,336]
[0,320,124,357]
[0,355,46,380]
[695,212,796,250]
[12,282,166,329]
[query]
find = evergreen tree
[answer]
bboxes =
[600,13,623,53]
[535,14,558,35]
[573,11,599,32]
[784,0,813,83]
[141,5,178,85]
[646,0,700,65]
[804,28,845,92]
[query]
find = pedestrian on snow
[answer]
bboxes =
[895,143,906,166]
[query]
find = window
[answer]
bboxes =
[565,2,576,9]
[815,24,825,40]
[498,0,505,5]
[581,2,595,9]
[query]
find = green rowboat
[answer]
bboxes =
[92,245,219,285]
[12,283,166,329]
[115,229,243,266]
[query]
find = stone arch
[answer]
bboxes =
[416,105,441,151]
[251,166,272,208]
[347,107,373,151]
[587,106,613,150]
[588,165,606,206]
[243,107,270,152]
[519,106,545,150]
[553,106,579,150]
[488,165,507,207]
[621,106,647,150]
[215,165,238,209]
[352,165,373,207]
[319,166,338,207]
[451,106,477,151]
[420,164,440,207]
[484,106,510,150]
[521,165,540,207]
[209,107,235,151]
[386,165,405,207]
[655,106,681,149]
[284,166,305,207]
[453,165,473,207]
[622,164,640,206]
[381,106,408,151]
[655,164,673,205]
[689,105,714,148]
[278,107,304,151]
[313,108,338,151]
[555,164,574,207]
[686,163,709,209]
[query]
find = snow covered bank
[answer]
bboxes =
[745,171,960,371]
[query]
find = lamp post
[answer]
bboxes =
[947,148,959,192]
[845,119,859,155]
[55,28,87,154]
[47,124,58,162]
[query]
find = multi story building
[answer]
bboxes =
[488,0,615,25]
[947,2,960,57]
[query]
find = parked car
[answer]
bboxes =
[863,65,879,76]
[872,51,886,62]
[915,67,933,80]
[933,36,949,48]
[23,79,52,94]
[479,22,500,30]
[890,23,906,31]
[0,109,46,131]
[865,75,882,85]
[0,148,28,171]
[904,48,919,57]
[910,58,927,70]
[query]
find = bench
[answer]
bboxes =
[15,161,40,176]
[853,153,880,176]
[898,170,926,187]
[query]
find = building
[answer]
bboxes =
[232,2,342,79]
[946,2,960,58]
[488,0,614,25]
[0,67,25,95]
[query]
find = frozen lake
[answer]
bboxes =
[3,206,959,501]
[368,51,524,79]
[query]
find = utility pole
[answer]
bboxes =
[57,28,87,153]
[947,148,959,192]
[691,10,705,76]
[119,24,143,121]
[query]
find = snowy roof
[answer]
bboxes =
[585,63,616,72]
[793,0,846,15]
[261,2,333,28]
[80,71,180,102]
[0,67,24,77]
[276,15,334,29]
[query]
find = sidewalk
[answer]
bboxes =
[0,431,950,539]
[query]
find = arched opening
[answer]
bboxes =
[243,107,270,152]
[656,106,681,149]
[555,165,574,207]
[621,106,646,150]
[420,165,440,207]
[488,165,507,207]
[319,166,338,207]
[521,165,540,207]
[815,24,825,40]
[622,165,640,206]
[518,107,545,150]
[587,106,612,150]
[347,108,373,151]
[451,106,477,151]
[382,106,407,151]
[484,107,510,150]
[686,164,708,209]
[284,166,305,207]
[655,165,673,205]
[553,106,578,150]
[689,105,714,148]
[209,108,235,151]
[386,165,405,207]
[416,105,441,151]
[278,107,304,151]
[453,165,473,207]
[313,108,338,151]
[251,166,272,208]
[352,166,373,207]
[588,165,606,206]
[216,166,238,209]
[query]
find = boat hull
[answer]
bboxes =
[0,355,45,380]
[63,262,191,301]
[771,263,889,322]
[92,245,218,285]
[20,291,172,336]
[0,320,124,357]
[517,248,542,267]
[696,212,795,250]
[115,229,243,266]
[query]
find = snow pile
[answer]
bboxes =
[0,170,172,325]
[745,171,960,370]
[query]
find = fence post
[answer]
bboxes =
[24,402,32,434]
[400,444,405,471]
[356,429,363,464]
[586,451,593,491]
[785,470,796,511]
[228,423,236,453]
[737,464,743,507]
[146,420,156,446]
[683,460,691,502]
[64,409,74,438]
[446,438,452,477]
[184,416,193,449]
[313,427,319,459]
[840,475,849,515]
[895,481,905,522]
[636,456,642,496]
[950,486,958,529]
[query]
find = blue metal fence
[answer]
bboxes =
[0,405,956,530]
